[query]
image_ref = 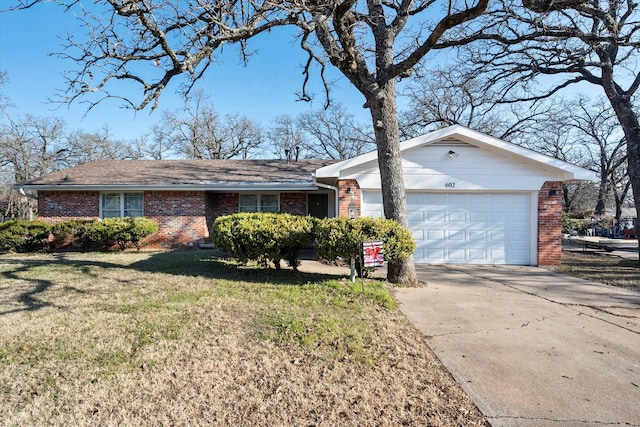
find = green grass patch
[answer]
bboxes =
[250,279,393,366]
[260,312,375,365]
[0,251,397,376]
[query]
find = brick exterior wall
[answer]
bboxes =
[538,181,563,266]
[37,191,100,222]
[337,179,361,218]
[280,193,307,216]
[37,183,563,266]
[36,190,208,248]
[208,193,239,221]
[144,191,208,247]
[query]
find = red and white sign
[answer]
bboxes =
[363,241,384,267]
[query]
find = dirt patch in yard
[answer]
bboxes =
[0,251,487,426]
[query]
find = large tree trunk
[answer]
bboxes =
[594,176,608,216]
[366,82,419,286]
[608,95,640,263]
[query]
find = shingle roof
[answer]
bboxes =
[17,159,337,190]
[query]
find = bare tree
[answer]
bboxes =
[10,0,491,283]
[267,114,308,160]
[147,123,175,160]
[152,93,263,159]
[611,163,632,222]
[297,103,374,159]
[0,114,67,218]
[447,0,640,260]
[0,71,11,114]
[225,114,264,160]
[400,67,510,138]
[564,97,627,217]
[64,125,145,166]
[400,66,577,144]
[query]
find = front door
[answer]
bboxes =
[308,193,329,218]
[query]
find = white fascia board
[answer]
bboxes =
[315,152,379,178]
[315,124,597,182]
[13,183,320,192]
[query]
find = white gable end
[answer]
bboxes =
[315,125,597,185]
[342,140,573,191]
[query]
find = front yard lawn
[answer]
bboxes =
[0,250,487,426]
[559,249,639,292]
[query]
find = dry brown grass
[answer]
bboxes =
[0,251,487,426]
[559,249,640,292]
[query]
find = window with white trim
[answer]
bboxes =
[100,193,144,218]
[239,194,279,213]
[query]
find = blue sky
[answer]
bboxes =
[0,2,606,147]
[0,3,372,141]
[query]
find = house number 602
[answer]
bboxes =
[445,182,456,188]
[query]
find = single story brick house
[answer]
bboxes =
[15,125,595,266]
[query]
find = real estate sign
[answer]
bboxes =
[363,241,384,268]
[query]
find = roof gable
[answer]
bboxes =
[315,125,596,182]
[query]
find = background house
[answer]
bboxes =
[16,125,595,265]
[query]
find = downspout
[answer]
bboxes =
[313,178,339,218]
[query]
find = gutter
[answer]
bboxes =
[12,182,320,192]
[313,178,339,218]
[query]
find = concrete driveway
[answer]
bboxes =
[395,265,640,427]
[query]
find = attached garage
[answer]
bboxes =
[315,125,596,266]
[362,191,533,264]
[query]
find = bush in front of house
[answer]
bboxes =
[211,212,316,270]
[51,219,97,248]
[0,219,53,252]
[562,215,583,235]
[314,216,416,277]
[83,217,159,250]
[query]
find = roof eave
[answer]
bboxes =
[12,182,320,192]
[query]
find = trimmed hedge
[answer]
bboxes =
[0,218,159,252]
[211,213,416,275]
[0,219,53,252]
[51,219,96,248]
[83,217,159,250]
[315,216,416,276]
[211,212,316,270]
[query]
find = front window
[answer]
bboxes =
[239,194,279,213]
[101,193,143,218]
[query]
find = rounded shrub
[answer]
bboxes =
[83,217,159,250]
[0,219,53,252]
[315,216,415,276]
[211,212,316,270]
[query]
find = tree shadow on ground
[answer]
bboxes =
[129,249,345,286]
[0,255,111,316]
[561,250,640,292]
[0,250,347,316]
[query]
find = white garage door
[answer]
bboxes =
[361,192,532,265]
